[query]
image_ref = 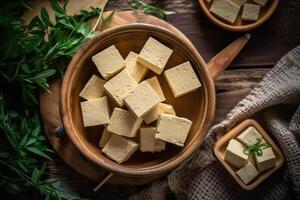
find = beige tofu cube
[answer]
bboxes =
[79,75,106,100]
[80,97,110,127]
[124,81,161,118]
[237,126,265,146]
[231,0,247,7]
[236,162,259,184]
[107,108,143,138]
[209,0,240,24]
[164,61,201,98]
[155,114,192,147]
[92,45,125,80]
[242,3,261,22]
[102,134,138,164]
[139,127,166,152]
[143,103,176,124]
[255,147,276,172]
[145,76,166,102]
[253,0,269,7]
[137,37,173,74]
[99,126,112,148]
[125,51,148,82]
[224,139,248,168]
[104,70,138,107]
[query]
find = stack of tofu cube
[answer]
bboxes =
[224,126,276,184]
[208,0,268,24]
[80,37,202,164]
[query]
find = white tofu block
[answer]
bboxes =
[231,0,247,7]
[237,126,265,146]
[104,70,138,107]
[99,126,112,148]
[209,0,240,24]
[145,76,166,102]
[139,127,166,152]
[92,45,125,80]
[137,37,173,74]
[253,0,269,7]
[80,97,110,127]
[79,75,106,100]
[102,134,138,164]
[255,147,276,172]
[107,108,143,138]
[124,81,161,118]
[236,162,259,184]
[164,61,201,98]
[125,51,148,82]
[224,139,248,168]
[242,3,261,22]
[143,103,176,124]
[155,114,192,147]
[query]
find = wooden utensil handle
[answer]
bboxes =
[207,34,250,80]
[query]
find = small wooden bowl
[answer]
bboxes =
[198,0,279,32]
[61,23,215,177]
[214,119,284,190]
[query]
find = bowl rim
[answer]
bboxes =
[198,0,280,32]
[60,23,216,176]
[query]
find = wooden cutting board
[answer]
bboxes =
[36,3,189,185]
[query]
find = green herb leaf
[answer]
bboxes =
[129,0,174,20]
[243,138,271,157]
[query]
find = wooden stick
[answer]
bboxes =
[93,172,114,192]
[207,34,251,80]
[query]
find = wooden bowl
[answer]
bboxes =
[214,119,284,190]
[198,0,279,32]
[60,23,216,177]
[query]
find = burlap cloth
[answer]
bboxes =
[130,46,300,200]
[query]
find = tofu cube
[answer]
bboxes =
[231,0,247,7]
[107,108,143,138]
[255,147,276,172]
[124,81,161,118]
[236,162,259,184]
[237,126,265,146]
[79,75,106,100]
[253,0,269,7]
[143,103,176,124]
[242,3,261,22]
[209,0,240,24]
[137,37,173,74]
[155,114,192,147]
[102,134,138,164]
[104,70,138,107]
[139,127,166,152]
[145,76,166,102]
[80,97,110,127]
[164,61,201,98]
[224,139,248,168]
[99,126,112,148]
[125,51,148,82]
[92,45,125,80]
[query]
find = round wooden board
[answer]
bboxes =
[39,11,190,186]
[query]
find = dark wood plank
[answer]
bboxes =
[108,0,300,66]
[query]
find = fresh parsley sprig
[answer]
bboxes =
[129,0,174,20]
[243,138,271,157]
[0,0,112,106]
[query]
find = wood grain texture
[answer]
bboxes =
[214,119,284,190]
[29,0,298,199]
[106,0,300,66]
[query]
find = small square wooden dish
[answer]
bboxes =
[214,119,284,190]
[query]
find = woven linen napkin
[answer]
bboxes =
[130,46,300,200]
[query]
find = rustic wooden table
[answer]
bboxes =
[47,1,300,199]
